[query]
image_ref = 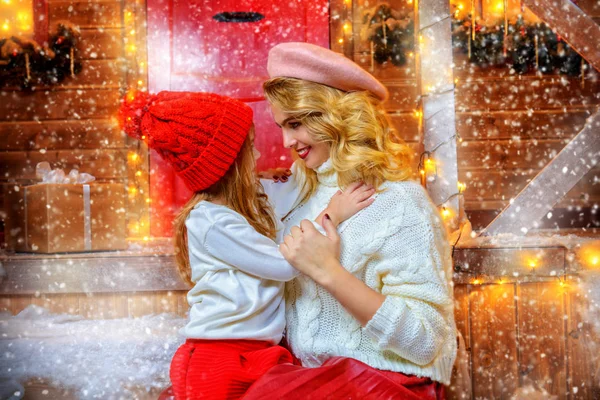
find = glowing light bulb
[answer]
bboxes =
[135,170,142,177]
[424,158,436,173]
[343,23,349,31]
[338,38,344,44]
[458,181,466,193]
[128,152,139,163]
[441,207,451,218]
[2,23,9,31]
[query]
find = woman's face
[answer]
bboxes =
[270,104,330,170]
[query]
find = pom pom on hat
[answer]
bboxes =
[267,42,388,101]
[119,91,254,192]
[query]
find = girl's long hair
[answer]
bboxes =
[173,126,276,286]
[263,77,414,205]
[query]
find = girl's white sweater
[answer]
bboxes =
[262,160,458,385]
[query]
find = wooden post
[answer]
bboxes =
[521,0,600,72]
[415,0,461,228]
[483,111,600,236]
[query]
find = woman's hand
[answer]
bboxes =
[280,216,385,325]
[258,168,292,183]
[317,182,375,227]
[280,216,342,285]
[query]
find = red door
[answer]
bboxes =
[146,0,329,236]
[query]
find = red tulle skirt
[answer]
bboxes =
[242,356,445,400]
[168,339,294,400]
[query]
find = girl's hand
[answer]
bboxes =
[258,168,292,183]
[280,216,342,285]
[318,182,375,227]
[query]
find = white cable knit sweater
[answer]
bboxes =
[262,160,457,385]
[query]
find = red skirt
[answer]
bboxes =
[169,339,294,400]
[242,356,445,400]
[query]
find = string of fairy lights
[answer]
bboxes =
[123,2,150,241]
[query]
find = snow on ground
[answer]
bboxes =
[0,306,186,399]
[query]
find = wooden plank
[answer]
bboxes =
[484,111,600,235]
[0,89,121,121]
[0,149,128,180]
[522,0,600,71]
[79,292,129,319]
[79,29,124,60]
[453,247,566,282]
[48,1,122,29]
[177,292,189,318]
[0,255,187,294]
[456,109,597,141]
[31,293,81,315]
[153,291,180,314]
[127,292,156,317]
[456,77,600,111]
[576,0,600,18]
[0,297,11,313]
[457,139,566,170]
[57,60,125,87]
[389,113,420,142]
[352,54,417,80]
[469,283,519,398]
[448,284,472,399]
[9,295,34,315]
[566,281,599,399]
[517,282,567,398]
[0,119,124,151]
[385,82,418,112]
[460,168,600,202]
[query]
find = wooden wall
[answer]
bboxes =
[450,247,600,400]
[0,0,150,244]
[0,290,188,319]
[331,0,600,231]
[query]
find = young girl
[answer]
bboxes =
[119,91,375,400]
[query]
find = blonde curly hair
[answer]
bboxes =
[263,77,413,203]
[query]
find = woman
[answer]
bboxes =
[247,42,457,399]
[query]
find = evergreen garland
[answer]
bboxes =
[452,16,584,75]
[0,22,82,89]
[362,3,586,77]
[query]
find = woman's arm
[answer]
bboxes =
[281,217,455,366]
[281,218,384,325]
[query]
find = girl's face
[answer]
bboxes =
[270,104,330,170]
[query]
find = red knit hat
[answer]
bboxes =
[119,91,253,192]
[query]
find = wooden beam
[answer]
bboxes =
[522,0,600,72]
[416,0,461,226]
[0,252,188,294]
[483,111,600,236]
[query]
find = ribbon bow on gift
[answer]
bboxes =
[35,162,95,184]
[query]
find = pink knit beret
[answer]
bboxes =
[267,42,388,102]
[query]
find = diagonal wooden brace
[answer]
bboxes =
[522,0,600,72]
[483,110,600,235]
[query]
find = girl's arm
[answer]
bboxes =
[315,182,375,228]
[203,212,300,282]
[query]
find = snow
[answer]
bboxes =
[0,306,186,399]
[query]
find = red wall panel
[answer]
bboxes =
[146,0,329,236]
